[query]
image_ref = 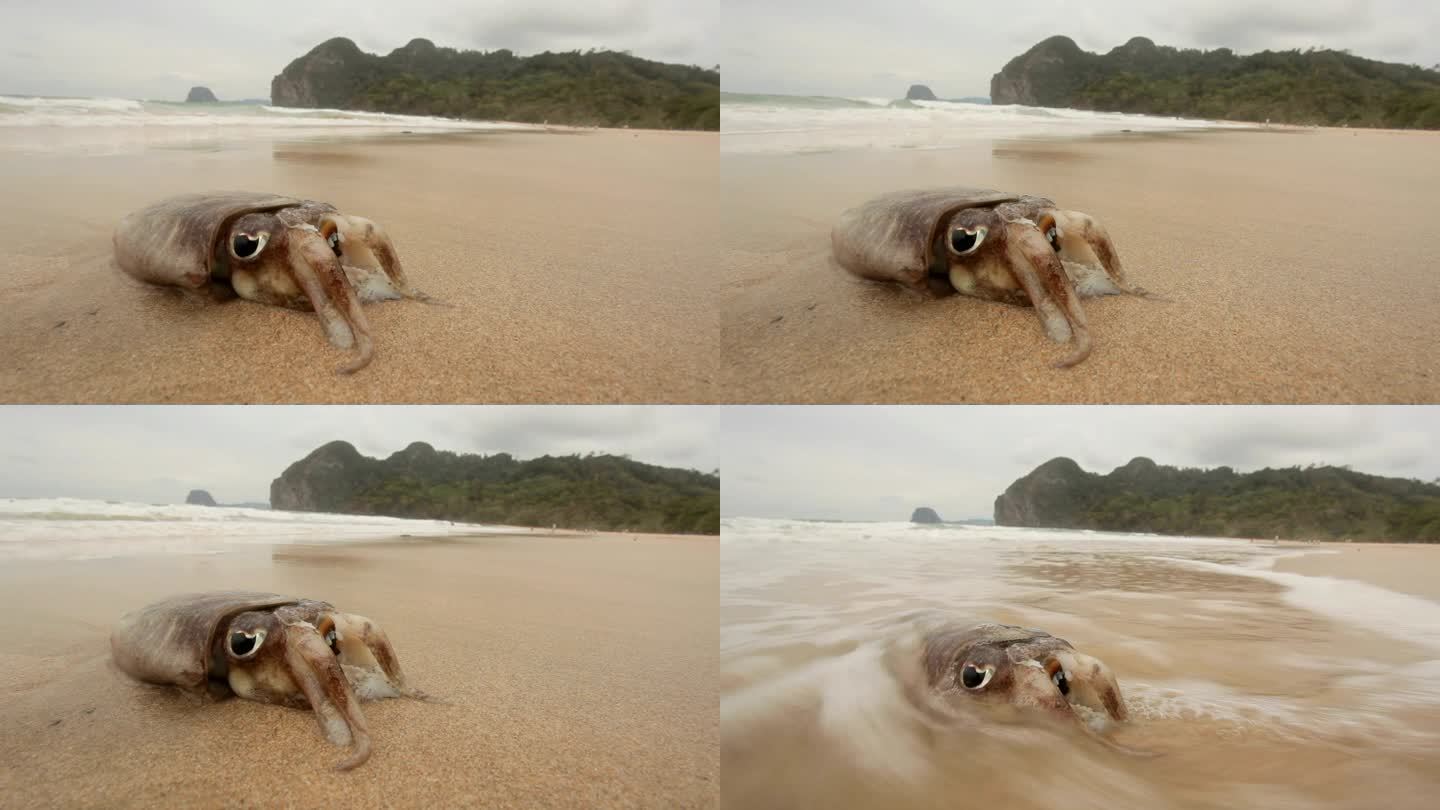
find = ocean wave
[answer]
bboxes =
[0,94,144,113]
[0,497,523,561]
[0,94,541,154]
[720,91,1249,154]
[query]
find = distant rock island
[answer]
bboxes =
[270,440,719,534]
[990,35,1440,129]
[271,37,719,130]
[994,457,1440,541]
[899,85,990,104]
[185,86,217,103]
[183,490,268,509]
[185,489,217,506]
[910,506,942,523]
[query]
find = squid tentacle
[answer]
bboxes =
[1004,225,1092,368]
[288,232,375,374]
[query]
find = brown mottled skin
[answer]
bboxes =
[831,188,1147,367]
[113,192,431,374]
[920,622,1132,729]
[111,591,420,770]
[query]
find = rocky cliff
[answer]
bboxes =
[271,37,720,130]
[994,457,1440,541]
[990,36,1091,106]
[905,84,937,101]
[270,440,719,534]
[185,86,218,103]
[270,38,370,109]
[990,35,1440,128]
[270,440,376,512]
[993,457,1094,527]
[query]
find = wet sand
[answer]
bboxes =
[720,128,1440,402]
[0,533,718,808]
[0,129,716,402]
[1273,542,1440,601]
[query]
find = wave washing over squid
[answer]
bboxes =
[721,519,1440,810]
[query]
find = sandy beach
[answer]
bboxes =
[720,127,1440,402]
[0,532,718,808]
[0,128,717,403]
[1272,541,1440,601]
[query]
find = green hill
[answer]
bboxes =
[270,440,719,534]
[994,457,1440,541]
[990,35,1440,129]
[271,37,719,130]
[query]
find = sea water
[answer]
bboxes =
[0,95,538,154]
[0,497,522,561]
[721,518,1440,810]
[720,92,1250,155]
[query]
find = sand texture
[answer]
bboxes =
[0,130,716,403]
[720,128,1440,402]
[0,533,718,808]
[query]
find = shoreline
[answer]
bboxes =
[1270,542,1440,602]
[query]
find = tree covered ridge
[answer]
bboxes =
[271,441,719,535]
[996,457,1440,542]
[272,37,719,130]
[991,35,1440,129]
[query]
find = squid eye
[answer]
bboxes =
[949,226,987,256]
[960,662,994,690]
[231,232,269,260]
[1046,226,1060,251]
[229,629,265,658]
[324,628,339,654]
[1052,667,1070,696]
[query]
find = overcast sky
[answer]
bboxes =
[722,406,1440,521]
[0,406,718,505]
[0,0,718,100]
[721,0,1440,97]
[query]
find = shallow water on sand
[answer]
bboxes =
[721,519,1440,810]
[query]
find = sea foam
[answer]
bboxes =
[720,92,1250,155]
[0,496,521,561]
[0,95,538,153]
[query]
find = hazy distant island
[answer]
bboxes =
[184,86,217,103]
[271,37,719,130]
[270,440,719,534]
[991,35,1440,129]
[183,489,267,509]
[902,85,990,104]
[910,506,942,523]
[995,457,1440,541]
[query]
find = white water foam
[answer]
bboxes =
[0,95,540,154]
[720,93,1250,155]
[1149,553,1440,654]
[0,496,525,561]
